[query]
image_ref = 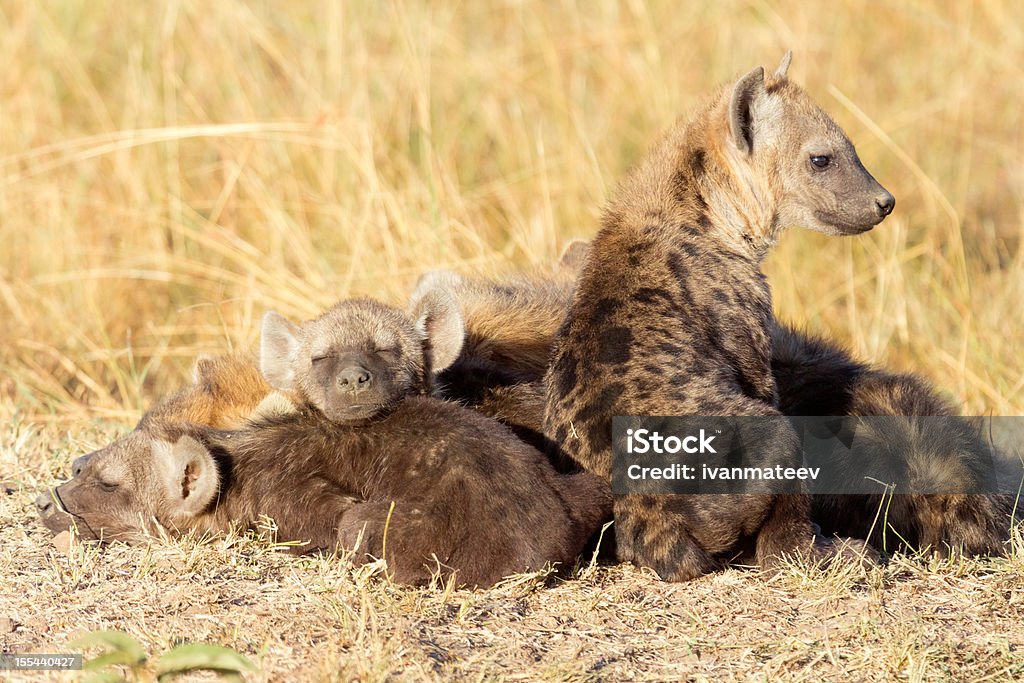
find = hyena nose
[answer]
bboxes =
[338,366,372,392]
[35,492,54,514]
[875,191,895,218]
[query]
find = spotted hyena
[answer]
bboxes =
[245,294,610,586]
[543,53,895,580]
[418,240,1016,556]
[771,326,1015,555]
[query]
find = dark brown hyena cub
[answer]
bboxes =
[544,53,895,581]
[37,301,611,587]
[251,294,611,585]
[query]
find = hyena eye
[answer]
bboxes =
[311,355,331,364]
[810,155,831,169]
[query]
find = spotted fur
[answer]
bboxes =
[543,54,893,580]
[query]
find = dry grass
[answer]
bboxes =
[1,0,1023,680]
[5,421,1024,681]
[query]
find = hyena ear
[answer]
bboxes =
[557,239,591,272]
[773,50,793,80]
[260,311,301,391]
[411,287,465,373]
[153,436,219,518]
[728,65,766,156]
[409,269,464,309]
[191,353,216,384]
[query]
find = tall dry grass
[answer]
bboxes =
[0,0,1021,421]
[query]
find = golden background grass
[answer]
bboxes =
[1,0,1021,421]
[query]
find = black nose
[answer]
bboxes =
[876,192,895,217]
[338,366,372,391]
[72,454,92,478]
[35,492,53,514]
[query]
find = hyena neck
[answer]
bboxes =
[608,101,782,261]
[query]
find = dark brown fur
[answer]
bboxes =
[38,396,611,587]
[772,325,1015,555]
[412,247,1015,558]
[542,57,893,580]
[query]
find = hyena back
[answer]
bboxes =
[406,245,586,448]
[544,53,894,580]
[772,325,1014,555]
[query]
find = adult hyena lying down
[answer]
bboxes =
[414,241,1016,557]
[771,327,1016,555]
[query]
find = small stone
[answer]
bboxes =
[0,616,15,633]
[52,531,72,554]
[1,481,16,495]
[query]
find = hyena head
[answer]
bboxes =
[35,355,263,542]
[724,51,894,236]
[259,293,464,425]
[36,428,219,542]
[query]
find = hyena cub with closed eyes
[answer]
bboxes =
[544,53,895,581]
[257,293,612,586]
[260,291,465,424]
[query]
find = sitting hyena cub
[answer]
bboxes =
[544,53,895,580]
[254,293,611,585]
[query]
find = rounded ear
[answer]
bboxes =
[557,239,591,272]
[260,311,301,390]
[191,353,216,384]
[411,288,465,373]
[153,436,219,518]
[250,391,299,421]
[774,50,793,80]
[408,269,463,310]
[729,66,766,155]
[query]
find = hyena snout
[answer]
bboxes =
[875,189,895,218]
[35,491,55,515]
[338,363,373,392]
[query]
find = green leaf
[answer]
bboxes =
[155,643,257,681]
[82,671,129,683]
[68,630,148,668]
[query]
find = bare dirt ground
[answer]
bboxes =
[3,417,1023,682]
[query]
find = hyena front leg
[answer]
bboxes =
[613,494,720,581]
[337,500,442,585]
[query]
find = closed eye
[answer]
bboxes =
[97,481,120,492]
[311,355,333,363]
